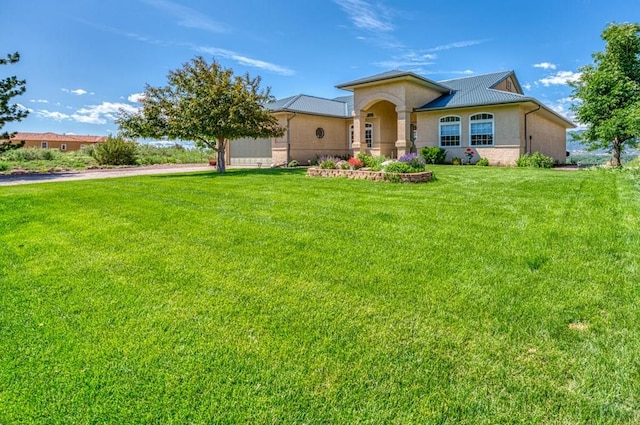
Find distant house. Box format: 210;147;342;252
228;70;575;166
8;132;107;152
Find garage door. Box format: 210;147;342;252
229;137;272;166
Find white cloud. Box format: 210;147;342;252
538;71;582;86
36;110;72;121
62;88;89;96
30;99;49;103
128;93;145;103
426;39;488;52
334;0;394;32
523;83;532;91
35;102;139;125
534;62;557;70
374;51;437;69
195;46;295;76
141;0;228;33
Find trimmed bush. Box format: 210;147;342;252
93;136;138;166
420;146;447;164
517;152;554;168
288;160;299;167
476;157;489;166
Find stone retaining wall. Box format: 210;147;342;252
307;168;432;183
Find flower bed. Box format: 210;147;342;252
307;167;432;183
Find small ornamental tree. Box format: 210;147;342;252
570;23;640;167
1;52;29;153
117;57;284;173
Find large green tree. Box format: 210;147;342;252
570;23;640;167
1;52;29;153
117;56;284;173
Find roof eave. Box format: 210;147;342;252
336;74;451;94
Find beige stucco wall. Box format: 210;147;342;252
272;113;349;164
353;80;443;112
415;105;524;165
492;75;520;94
526;109;568;164
415;104;569;165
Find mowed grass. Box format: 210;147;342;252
1;166;639;424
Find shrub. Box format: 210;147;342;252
420;146;447;164
398;153;427;171
288;160;299;167
93;136;138;166
452;157;462;165
318;155;338;169
517;152;554;168
384;161;414;173
356;153;387;171
1;147;62;162
476;157;489;166
0;161;9;172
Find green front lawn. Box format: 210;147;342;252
1;166;639;423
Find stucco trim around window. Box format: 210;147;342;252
469;113;494;146
439;115;461;147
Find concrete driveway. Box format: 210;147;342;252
0;164;214;186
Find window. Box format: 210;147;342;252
410;123;417;142
439;116;461;147
316;127;324;139
41;142;48;148
349;122;373;148
506;79;512;91
61;144;67;151
365;123;373;148
470;113;494;146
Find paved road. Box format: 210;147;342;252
0;164;215;186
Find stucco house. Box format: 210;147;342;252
229;70;575;166
7;132;107;151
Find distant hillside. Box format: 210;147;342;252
566;131;639;154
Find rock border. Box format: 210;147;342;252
307;167;432;183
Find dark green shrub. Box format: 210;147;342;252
93;136;138;166
517;152;554;168
420;146;446;164
0;161;9;172
476;157;489;166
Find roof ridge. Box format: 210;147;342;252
437;70;512;83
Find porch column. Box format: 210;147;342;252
395;107;412;158
352;111;366;155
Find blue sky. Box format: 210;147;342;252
3;0;638;136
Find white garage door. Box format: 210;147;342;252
229;137;272;166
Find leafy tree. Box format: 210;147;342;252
570;23;640;167
1;52;29;153
117;56;284;173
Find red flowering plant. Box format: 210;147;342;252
464;148;474;164
348;157;364;169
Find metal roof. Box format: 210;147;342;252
416;71;531;110
266;94;350;117
268;70;574;127
336;70;451;93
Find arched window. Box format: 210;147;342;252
350;123;374;148
439;116;461;147
470;113;494;146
